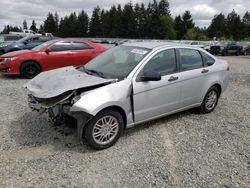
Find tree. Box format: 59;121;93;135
207;13;226;39
1;25;22;34
38;25;44;34
121;2;137;38
174;15;185;39
182;10;195;30
146;0;163;38
160;16;176;39
23;20;28;30
89;6;101;37
242;11;250;38
54;12;59;35
75;10;89;37
30;20;37;32
43;12;57;34
226;10;243;40
158;0;171;16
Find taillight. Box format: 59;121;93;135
226;65;230;71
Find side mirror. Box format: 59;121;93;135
138;70;161;82
45;49;51;54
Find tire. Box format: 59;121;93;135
199;86;219;114
84;109;124;150
236;50;240;56
20;61;41;79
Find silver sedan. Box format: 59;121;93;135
25;42;230;149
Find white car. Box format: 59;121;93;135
25;42;230;149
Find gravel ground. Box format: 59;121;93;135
0;55;249;187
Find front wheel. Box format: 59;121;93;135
84;109;124;150
20;61;41;79
199;86;219;113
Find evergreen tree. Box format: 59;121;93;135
182;10;195;30
242;11;250;38
54;12;59;35
121;2;137;38
38;25;44;34
174;15;185;39
158;0;171;16
1;25;22;34
207;13;226;39
75;10;89;37
23;20;28;30
226;10;243;40
89;6;101;37
44;12;57;34
30;20;37;32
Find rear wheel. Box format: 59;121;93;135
20;61;41;79
199;86;219;113
84;109;124;150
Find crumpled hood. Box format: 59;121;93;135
24;66;116;99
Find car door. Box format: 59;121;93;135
177;48;207;107
70;42;97;66
43;41;73;70
133;48;181;123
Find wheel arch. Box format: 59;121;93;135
211;83;222;97
20;60;43;73
94;105;127;129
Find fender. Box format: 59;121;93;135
70;79;134;126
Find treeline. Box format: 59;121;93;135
1;0;250;41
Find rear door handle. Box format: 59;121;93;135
201;69;209;73
168;76;178;82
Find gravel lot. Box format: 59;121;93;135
0;55;249;187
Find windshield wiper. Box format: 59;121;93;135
84;68;106;78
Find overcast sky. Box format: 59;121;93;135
0;0;250;30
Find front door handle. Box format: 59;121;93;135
201;69;209;73
168;76;178;82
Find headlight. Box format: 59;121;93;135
3;57;17;62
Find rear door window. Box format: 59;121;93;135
200;51;215;66
72;42;94;50
179;48;203;71
50;42;72;52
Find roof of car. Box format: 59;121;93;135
122;41;195;50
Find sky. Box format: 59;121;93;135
0;0;250;30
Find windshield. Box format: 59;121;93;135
84;45;150;79
32;40;55;51
17;36;29;43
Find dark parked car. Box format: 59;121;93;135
241;44;250;55
223;44;243;56
0;35;56;55
0;34;23;44
209;45;225;55
210;44;243;56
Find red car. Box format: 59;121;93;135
0;39;107;78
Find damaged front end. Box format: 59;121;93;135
24;66;117;138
